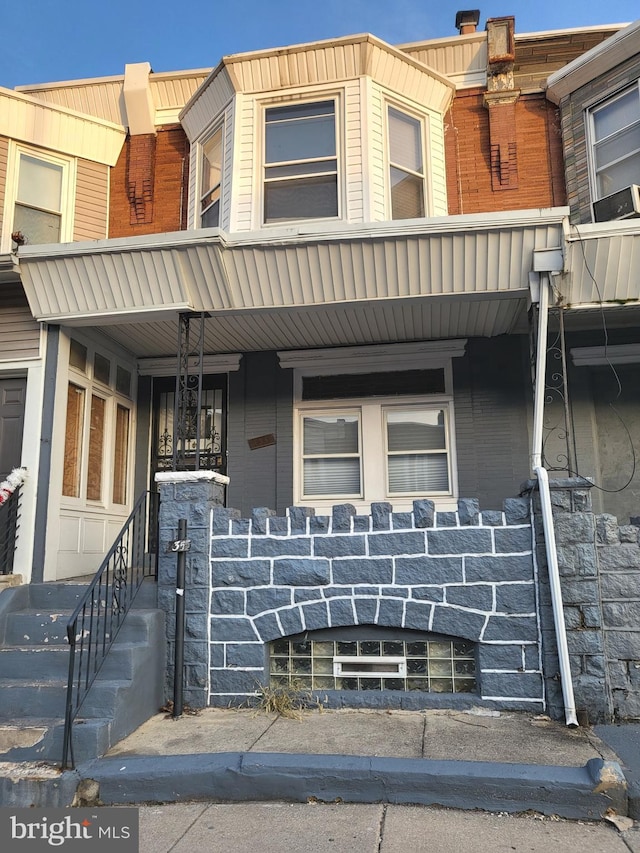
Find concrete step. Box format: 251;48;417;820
0;716;112;765
0;677;129;719
0;643;141;680
3;608;161;646
26;583;91;610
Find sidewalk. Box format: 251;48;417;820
83;707;627;820
135;801;640;853
1;708;631;820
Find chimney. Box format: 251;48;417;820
455;10;480;35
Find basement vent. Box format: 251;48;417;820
593;185;640;222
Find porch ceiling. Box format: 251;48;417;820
15;209;567;356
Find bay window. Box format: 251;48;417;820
200;126;223;227
590;83;640;199
388;106;426;219
264;100;338;223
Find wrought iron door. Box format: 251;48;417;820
151;376;227;475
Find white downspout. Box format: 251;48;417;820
531;266;578;727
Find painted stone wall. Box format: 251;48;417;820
208;498;543;711
531;479;640;724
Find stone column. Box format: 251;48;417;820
155;471;227;709
526;478;610;723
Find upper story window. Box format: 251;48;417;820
3;146;73;252
264;100;338;223
200;126;223;227
388;106;425;219
590;83;640;199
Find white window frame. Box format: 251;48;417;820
198;122;224;228
286;342;464;511
1;143;75;253
61;337;135;512
261;94;341;225
587;82;640;202
385;101;429;220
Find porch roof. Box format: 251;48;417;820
15;209;568;357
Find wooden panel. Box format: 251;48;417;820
74;159;108;241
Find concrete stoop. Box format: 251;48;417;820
0;581;165;779
0;752;628;820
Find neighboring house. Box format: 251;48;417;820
1;12;639;722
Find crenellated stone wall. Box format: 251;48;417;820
208;498;543;711
155;475;640;721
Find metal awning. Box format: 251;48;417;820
15;209;568;357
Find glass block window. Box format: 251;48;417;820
269;636;476;693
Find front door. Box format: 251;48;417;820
151;375;227;477
0;377;26;479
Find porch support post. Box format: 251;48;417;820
31;324;60;584
173;311;207;471
155;469;228;708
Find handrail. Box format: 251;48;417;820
0;483;22;575
62;490;158;769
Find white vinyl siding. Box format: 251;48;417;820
0;136;7;238
73;159;108;241
0;286;41;361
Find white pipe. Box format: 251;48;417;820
531;273;579;727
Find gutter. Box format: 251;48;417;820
530;255;578;727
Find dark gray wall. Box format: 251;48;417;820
454;336;532;510
134;375;152;500
227;352;293;516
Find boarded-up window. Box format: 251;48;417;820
63;383;85;497
112;405;130;505
86;395;105;501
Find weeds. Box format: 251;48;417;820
255;681;324;719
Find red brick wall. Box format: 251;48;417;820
445;89;567;215
109;125;189;238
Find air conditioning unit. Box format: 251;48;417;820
593;184;640;222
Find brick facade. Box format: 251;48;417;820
108;125;189;238
445;90;567;215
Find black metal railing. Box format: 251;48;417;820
62;490;159;769
0;484;22;575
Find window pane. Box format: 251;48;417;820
17;154;63;211
265;174;337;221
593;88;640;141
389;108;423;173
266;103;335;163
597;150;640;197
113;405;130;505
86;395;105;501
266;159;337;179
201;127;222;226
388;453;449;493
303;457;360;495
390;167;424;219
594;123;640;171
304;415;359;455
94;353;110;385
116;366;132;397
13;204;61;245
63;383;85;498
387;410;446;451
69;339;87;372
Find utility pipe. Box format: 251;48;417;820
531;271;578;727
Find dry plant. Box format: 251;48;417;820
255;681;324;719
